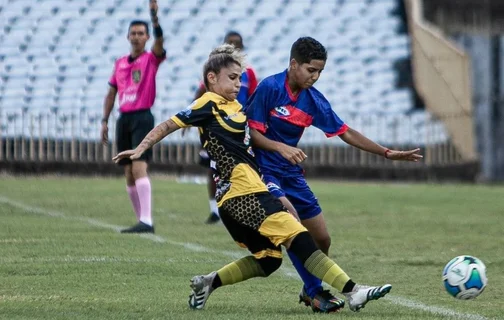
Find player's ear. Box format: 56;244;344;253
289;58;298;70
207;72;217;85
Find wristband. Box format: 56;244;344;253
150;9;157;19
101;118;108;124
154;25;163;38
384;149;391;159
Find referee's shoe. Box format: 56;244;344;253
120;221;154;234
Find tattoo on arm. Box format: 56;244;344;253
137;119;180;151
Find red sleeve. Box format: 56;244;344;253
325;124;349;137
246;67;258;97
248;120;267;134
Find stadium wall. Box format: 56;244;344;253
404;0;477;164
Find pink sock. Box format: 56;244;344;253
126;185;141;221
135;177;152;226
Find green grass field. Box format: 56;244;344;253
0;176;503;320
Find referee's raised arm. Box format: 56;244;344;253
149;0;165;57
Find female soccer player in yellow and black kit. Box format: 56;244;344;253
113;44;391;313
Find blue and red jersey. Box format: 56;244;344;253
244;70;348;175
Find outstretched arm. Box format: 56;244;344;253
113;119;180;162
339;127;388;156
339;127;422;161
149;0;165;57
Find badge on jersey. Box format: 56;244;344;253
132;70;141;83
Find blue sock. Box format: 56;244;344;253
287;249;323;298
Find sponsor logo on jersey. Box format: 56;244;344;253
180;101;196;118
266;182;280;190
274;106;290;116
243;124;251;146
119;93;137;106
224;112;240;120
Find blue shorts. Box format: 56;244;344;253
262;173;322;220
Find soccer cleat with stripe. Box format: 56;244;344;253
343;284;392;312
299;287;345;313
188;271;217;310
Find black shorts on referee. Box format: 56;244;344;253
115;109;154;166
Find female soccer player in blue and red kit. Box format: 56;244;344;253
245;37;421;313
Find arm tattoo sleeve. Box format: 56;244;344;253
137;119;179;151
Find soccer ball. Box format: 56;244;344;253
442;255;487;300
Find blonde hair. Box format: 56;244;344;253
203;44;246;89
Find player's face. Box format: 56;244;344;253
225;35;243;50
128;25;149;51
291;59;326;89
208;63;242;101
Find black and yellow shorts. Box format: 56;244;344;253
219;192;307;258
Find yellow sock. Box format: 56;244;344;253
217;256;265;286
304;250;350;292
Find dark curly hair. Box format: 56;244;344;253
289;37;327;64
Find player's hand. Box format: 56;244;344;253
101;123;108;145
149;0;158;20
112;149;144;163
277;144;307;165
385;148;423;161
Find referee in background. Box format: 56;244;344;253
101;0;166;233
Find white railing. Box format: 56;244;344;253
0;106;463;167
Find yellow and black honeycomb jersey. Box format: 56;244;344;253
171;92;268;206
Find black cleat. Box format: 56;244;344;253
299;287;312;307
311;289;345;313
299;287;345;313
120;222;155;234
205;212;220;224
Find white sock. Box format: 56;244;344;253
209;199;219;217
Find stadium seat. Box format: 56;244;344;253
0;0;433;144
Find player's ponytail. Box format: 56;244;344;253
203;44;245;89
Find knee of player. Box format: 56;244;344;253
316;235;331;254
257;256;283;276
286;231;319;264
131;161;148;179
124;169;135;185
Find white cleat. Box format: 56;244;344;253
188;271;217;310
343;284;392;312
